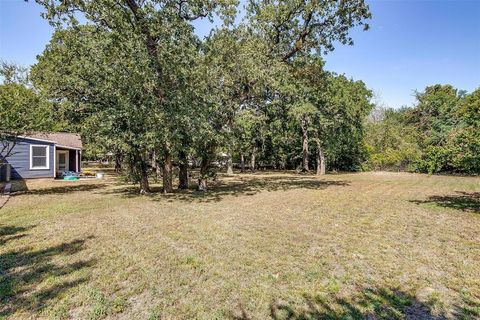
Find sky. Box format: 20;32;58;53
1;0;479;109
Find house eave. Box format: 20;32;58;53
55;145;82;151
16;135;57;144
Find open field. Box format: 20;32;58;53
0;172;479;319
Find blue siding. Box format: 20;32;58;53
0;138;55;179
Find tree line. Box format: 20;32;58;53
3;0;372;193
365;85;479;174
1;0;477;193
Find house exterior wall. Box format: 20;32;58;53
0;138;55;179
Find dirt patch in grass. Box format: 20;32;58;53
0;172;479;319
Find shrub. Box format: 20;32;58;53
414;146;451;174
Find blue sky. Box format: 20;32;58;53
1;0;479;108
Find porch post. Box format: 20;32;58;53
53;145;56;178
76;150;79;172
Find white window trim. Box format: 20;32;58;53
30;144;50;170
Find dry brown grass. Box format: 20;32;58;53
0;171;479;319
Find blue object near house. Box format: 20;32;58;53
0;132;83;180
62;171;80;181
64;175;79;181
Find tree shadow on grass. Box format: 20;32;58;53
0;224;35;246
267;287;447;320
12;183;108;196
410;191;480;213
0;228;96;317
104;176;350;203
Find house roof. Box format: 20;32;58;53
25;132;83;149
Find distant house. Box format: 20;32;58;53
0;132;82;179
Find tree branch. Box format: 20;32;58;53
124;0;164;100
176;0;208;20
282;9;314;62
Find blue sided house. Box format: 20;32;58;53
0;132;82;179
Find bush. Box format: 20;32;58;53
366;144;420;172
413;146;451;174
448;127;480;174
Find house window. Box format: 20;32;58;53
30;145;49;169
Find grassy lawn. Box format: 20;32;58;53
0;172;479;319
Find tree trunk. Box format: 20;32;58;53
134;152;150;194
197;176;207;192
250;146;256;173
178;165;188;189
197;157;209;192
226;152;234;175
301;119;309;172
139;169;150;194
114;151;123;173
240;153;245;173
315;138;326;175
151;150;161;180
163;149;173;193
156;161;162;180
125;0;165;101
178;150;188;189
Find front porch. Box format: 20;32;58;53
55;147;81;178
